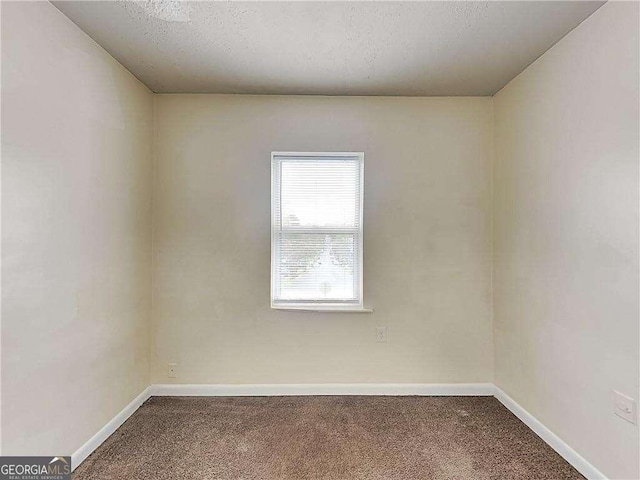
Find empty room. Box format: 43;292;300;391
1;1;638;479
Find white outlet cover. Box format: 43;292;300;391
168;363;178;379
613;390;636;424
376;326;387;343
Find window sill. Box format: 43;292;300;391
272;306;374;313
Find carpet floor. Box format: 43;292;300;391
73;396;584;480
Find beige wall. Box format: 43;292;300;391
493;2;639;479
1;1;153;455
152;95;494;384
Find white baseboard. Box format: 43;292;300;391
71;386;152;471
150;382;494;397
493;387;606;480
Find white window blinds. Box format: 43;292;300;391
271;152;364;309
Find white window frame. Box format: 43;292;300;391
270;151;370;312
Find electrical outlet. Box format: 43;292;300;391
613;390;636;424
168;363;178;379
376;326;387;343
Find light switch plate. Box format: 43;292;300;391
613;390;636;424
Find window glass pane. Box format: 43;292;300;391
276;233;357;301
280;159;359;229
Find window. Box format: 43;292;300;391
271;152;365;311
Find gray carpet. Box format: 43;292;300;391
73;396;584;480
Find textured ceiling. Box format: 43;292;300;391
53;1;605;96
